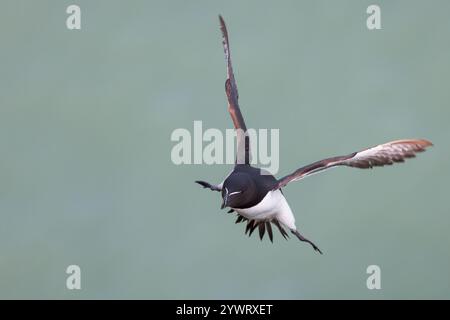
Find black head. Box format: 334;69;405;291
221;172;256;209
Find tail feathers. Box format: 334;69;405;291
234;216;322;253
239;218;289;242
272;219;289;240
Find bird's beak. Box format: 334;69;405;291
221;189;229;209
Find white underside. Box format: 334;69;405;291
233;190;296;230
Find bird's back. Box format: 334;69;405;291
232;165;278;208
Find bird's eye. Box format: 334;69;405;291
229;191;242;196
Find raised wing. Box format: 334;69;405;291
273;139;433;189
219;15;251;165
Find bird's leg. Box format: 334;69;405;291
195;180;222;192
291;229;323;254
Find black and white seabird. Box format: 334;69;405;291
196;16;433;254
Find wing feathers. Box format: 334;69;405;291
345;139;431;169
274;139;432;189
219;15;251;164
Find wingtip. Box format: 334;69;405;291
420;139;433;147
218;15;226;29
412;139;434;151
392;139;433;148
194;180;208;188
410;139;433;148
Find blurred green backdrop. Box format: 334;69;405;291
0;0;448;299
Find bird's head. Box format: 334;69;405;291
221;173;254;209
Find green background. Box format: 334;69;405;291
0;0;448;299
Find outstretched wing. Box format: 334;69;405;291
273;139;433;189
219;15;251;165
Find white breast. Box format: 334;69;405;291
234;190;296;229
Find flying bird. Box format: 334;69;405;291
196;16;432;254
